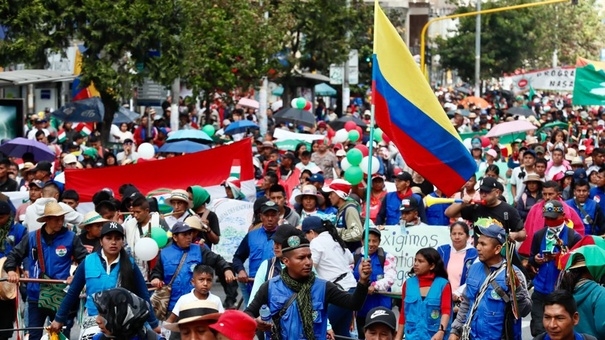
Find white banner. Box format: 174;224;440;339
209;198;254;263
378;225;451;294
504;67;575;92
273;128;325;142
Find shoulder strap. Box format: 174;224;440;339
168;252;188;286
276;292;297;320
482;264;510;303
266;257;277;281
574;199;594;226
36;229;45;273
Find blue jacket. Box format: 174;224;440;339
425;192;450;226
0;220;27;258
404;276;450;340
464;262;522;340
565;198;599;235
437;245;478;286
233;227;275;278
377;191;426;225
27;229;75;300
161;243;202;312
353;250;392;317
589;186;605;213
268;276;328;340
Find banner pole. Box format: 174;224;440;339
363;104;376;259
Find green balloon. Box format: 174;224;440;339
373;128;383;142
347;148;363;166
150;227;168;248
348;130;360;143
202;124;215;136
345;166;364;185
296;97;307;109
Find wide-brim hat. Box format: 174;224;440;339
36;201;68;222
184;215;203;231
0;257;17;300
164;300;222;332
165;189;192;208
79;211;111;229
295;185;325;206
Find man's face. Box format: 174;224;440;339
394;179;408;192
281;157;292;167
8;165;17;179
64;162;77;170
593;152;604;165
364;324;394;340
45;215;65;233
574;185;590;203
301;196;317;211
179;320;217;340
269;191;285;208
479;188;500;205
401;210;418;223
123;142;133;152
34;170;47;181
542;187;559;201
282;247;313;280
260;210;278;229
552;150;563;164
29;186;42;201
173;230;194;249
523;154;535;167
62;198;78;210
543;304;578;340
535;163;547;176
328;192;340;206
0;164;7;178
476;235;501;263
366;233;381;255
171;200;188;215
597;172;605;188
86;223;104;239
131;206;150;224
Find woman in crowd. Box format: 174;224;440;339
294;184;328;222
49;222;159;339
302;216;356;338
436;222;477;312
396;247;452;340
483;164;511;203
516;174;543;219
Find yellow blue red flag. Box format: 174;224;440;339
372;2;475;196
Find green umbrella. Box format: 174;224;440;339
539;121;568;131
564;245;605;281
274;140;310;151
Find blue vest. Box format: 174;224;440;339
247;228;275;278
27;229;75;300
268;276;328;340
161;243;203;312
0;221;26;258
404;276;450;340
437;245;478;286
565;198;598;235
589;186;605;213
534;227;572;295
84;253;132;315
353;251;392;317
384;192;423;225
425;193;451;226
464;262;522;340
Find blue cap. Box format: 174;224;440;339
308;174;324;184
172;221;194;234
301;216;323;233
573;168;587;182
477;224;506;245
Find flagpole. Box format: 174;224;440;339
363;104;376;259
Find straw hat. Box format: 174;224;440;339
523;173;543;184
79;211;110;229
184;215;203;231
570;156;584;166
164;300;221;332
36;201;68;223
165;189;192;208
295;185;325;206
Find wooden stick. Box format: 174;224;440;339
0;278;67;284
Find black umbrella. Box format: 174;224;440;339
455;87;471;95
329;115;368;131
506;107;535;117
273;108;316;128
51;97;105;122
113;107;140;124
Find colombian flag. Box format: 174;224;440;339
371;2;476;196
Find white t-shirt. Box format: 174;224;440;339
171;290;224;316
310;232;357;290
547;164;567;180
510;167;530;201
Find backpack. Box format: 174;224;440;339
353;247;386;268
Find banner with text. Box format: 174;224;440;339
379;225;451;294
209;198;254;263
504;67;575;92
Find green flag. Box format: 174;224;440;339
572;57;605;105
526;83;536;109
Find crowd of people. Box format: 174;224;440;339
0;89;602;340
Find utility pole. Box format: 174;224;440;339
474;0;481;97
342;0;351;113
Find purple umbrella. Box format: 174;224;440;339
485;120;537;138
0;138;56;162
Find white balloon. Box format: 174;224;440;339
134;237;159;261
341;158;351;171
291;98;298;108
138;142;155;159
333;129;349;143
360;156;380;174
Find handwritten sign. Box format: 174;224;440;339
210;198;254;263
378;225;451;294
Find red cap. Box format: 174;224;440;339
209;310;256;340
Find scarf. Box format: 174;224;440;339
280;268;316;340
545;226;563;252
0;216;13;253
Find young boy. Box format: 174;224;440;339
166;264;224;323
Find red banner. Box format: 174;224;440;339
65;139;254;201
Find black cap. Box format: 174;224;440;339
395;171;412;181
253;196;269;214
281;233;310;253
479;177;500;192
0;201;11;215
31;161;52;173
282;152;296;160
260;201;279;214
271;224;304;244
543;200;564;219
364;307;397;333
399;196;419;212
100;221;125;237
368;227;382;238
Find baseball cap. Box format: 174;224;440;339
262;141;274;149
476;224;506;245
100;221;125;237
534;145;545;154
364;307;397;333
479;177;499;192
0;201;11;215
524;149;537;158
368;227;382;238
29;180;44;188
301;216;323;233
308;173;325;184
30;161;52;173
543;200;564;219
62;153;78;166
282;152;296;160
399;196;419;212
209;310;257;340
322;179;352;200
260;201;279;214
395;171;412;181
172;221;194;234
335;149;347;157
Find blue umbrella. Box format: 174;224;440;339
159;140;210;154
51;97;105;122
113;107;140;124
0;138;55;162
166;129;212;144
315;83;337;96
224;120;259;135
